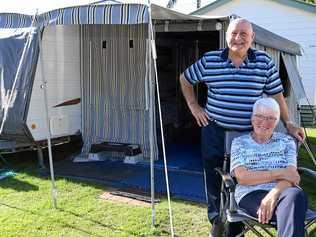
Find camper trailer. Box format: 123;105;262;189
0;3;305;164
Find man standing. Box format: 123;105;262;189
179;18;305;237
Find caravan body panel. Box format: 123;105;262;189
26;26;81;141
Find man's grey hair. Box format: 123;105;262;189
253;98;280;122
227;18;253;33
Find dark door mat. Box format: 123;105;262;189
110;190;160;204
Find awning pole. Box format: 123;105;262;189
147;1;175;236
147;31;155;227
146;5;155;227
37;28;57;209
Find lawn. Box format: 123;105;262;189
0;164;211;237
0;145;211;237
0;129;316;237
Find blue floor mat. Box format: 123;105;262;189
119;168;206;203
122;143;206;202
140;143;203;172
55;143;206;203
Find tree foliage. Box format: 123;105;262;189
301;0;316;4
166;0;177;8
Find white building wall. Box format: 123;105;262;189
124;0;216;14
171;0;214;14
194;0;316;105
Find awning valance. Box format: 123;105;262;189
0;3;149;28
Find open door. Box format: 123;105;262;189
80;24;158;160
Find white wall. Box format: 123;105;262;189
169;0;213;14
124;0;215;14
196;0;316;105
27;25;81;141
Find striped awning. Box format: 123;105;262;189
0;3;149;28
0;13;34;28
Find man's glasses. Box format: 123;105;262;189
253;114;277;123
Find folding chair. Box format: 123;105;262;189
215;131;316;237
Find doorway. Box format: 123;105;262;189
155;31;219;171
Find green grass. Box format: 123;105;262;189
0;162;210;237
1;129;316;237
298;128;316;236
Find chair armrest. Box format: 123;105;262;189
298;167;316;179
214;167;236;192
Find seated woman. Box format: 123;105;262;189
230;97;307;237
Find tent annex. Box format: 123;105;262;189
0;1;306;234
0;3;305;155
0;0;166;228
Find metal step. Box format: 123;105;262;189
90;142;141;156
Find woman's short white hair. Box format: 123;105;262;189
253;98;280;122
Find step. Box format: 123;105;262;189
90;142;141;156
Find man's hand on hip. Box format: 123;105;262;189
189;103;210;127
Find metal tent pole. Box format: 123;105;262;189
147;25;155;227
37;29;57;209
147;2;175;236
289;80;316;167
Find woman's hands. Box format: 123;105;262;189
274;166;300;185
233;166;300;186
257;189;279;224
257;180;293;224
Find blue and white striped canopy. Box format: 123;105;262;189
0;3;149;28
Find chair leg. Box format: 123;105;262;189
219;221;246;237
219;155;229;221
259;226;275;237
236;227;250;237
221;221;230;237
305;220;314;229
243;221;266;237
219;191;225;219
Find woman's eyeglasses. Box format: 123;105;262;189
253;114;277;123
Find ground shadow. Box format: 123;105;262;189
58;207;140;236
0;176;39;191
0;202;137;236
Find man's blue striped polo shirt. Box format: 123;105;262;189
184;48;284;130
